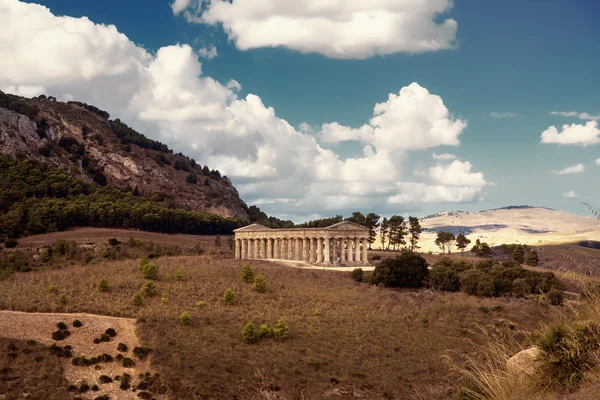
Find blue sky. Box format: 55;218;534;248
3;0;600;221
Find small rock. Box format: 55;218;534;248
507;346;544;377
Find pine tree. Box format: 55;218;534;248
408;216;421;252
456;233;471;253
379;217;389;250
388;215;407;250
526;249;539;266
365;213;380;249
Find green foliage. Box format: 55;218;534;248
161;293;168;304
242;321;260;344
186;173;198;184
174;268;185;281
117;343;128;352
435;232;456;253
511;278;530;298
58;293;68;305
259;324;272;338
132;346;153;359
455;233;471;252
195;301;206;308
4;238;18;248
72;320;83;328
252;275;268;293
350;268;363;282
459;269;494;297
429;265;460;292
547;289;565;306
471;239;492;257
222;288;236;305
97;278;110;292
47;284;57;293
527;249;539;266
215;235;221;247
108;238;119;246
240;264;255;283
512;246;525;264
141;262;159;280
141;280;157;297
372;252;428;288
313;309;320;316
273;319;289;340
40;248;51;262
132;292;143;306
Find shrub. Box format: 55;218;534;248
4;238;18;248
240;264;255;283
73;320;83;328
273;319;289;340
252;275;268;293
459;269;494;297
141;280;156;297
133;347;152;359
98;375;113;384
259;324;272;338
527;249;539;266
242;321;260;343
372;252;428;288
121;357;135;368
57;322;68;330
79;383;90;393
195;301;206;308
105;328;117;337
59;293;68;305
132;292;143;306
547;289;565;306
98;278;110;292
100;333;111;342
161;293;168;304
428;265;460;292
179;311;191;326
141;262;159;280
52;331;66;341
47;285;57;293
371;254;382;261
174;269;185;281
222;288;236;305
350;268;363;282
314;309;320;316
40;248;51;263
108;238;119;246
117;343;128;352
139;256;150;270
95;395;109;400
511;278;530;298
138;392;153;400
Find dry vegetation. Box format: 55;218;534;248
0;254;554;399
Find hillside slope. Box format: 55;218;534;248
0;91;248;220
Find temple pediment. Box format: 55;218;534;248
233;223;272;232
324;221;369;231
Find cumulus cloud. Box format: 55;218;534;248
432;153;457;160
597;158;600;165
563;190;579;199
173;0;458;59
550;111;600;121
0;0;487;219
490;112;517;118
198;45;218;59
541;121;600;146
554;163;585;175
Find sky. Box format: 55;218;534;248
1;0;599;222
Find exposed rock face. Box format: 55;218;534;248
0;96;248;220
507;346;544;377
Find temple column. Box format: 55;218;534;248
324;238;331;265
246;239;252;259
310;238;316;262
316;238;323;264
340;239;346;264
302;238;308;261
254;239;259;260
293;238;299;260
276;238;281;259
347;239;354;264
241;239;247;259
257;238;263;259
266;238;272;259
235;239;240;259
362;238;368;265
287;238;294;260
355;238;361;265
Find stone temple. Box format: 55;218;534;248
233;221;370;266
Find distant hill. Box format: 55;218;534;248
0;90;248;220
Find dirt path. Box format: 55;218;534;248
269;259;376;271
0;311;165;400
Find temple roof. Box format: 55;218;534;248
233;221;368;232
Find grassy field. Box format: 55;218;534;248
0;254;556;399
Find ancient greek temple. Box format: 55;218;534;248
233;221;370;266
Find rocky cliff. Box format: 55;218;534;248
0;92;248;220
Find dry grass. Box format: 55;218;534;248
0;338;72;400
0;255;553;399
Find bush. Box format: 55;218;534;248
100;333;111;342
252;275;268;293
273;319;289;340
47;285;57;293
429;265;460;292
141;280;156;297
511;278;530;298
121;358;135;368
241;264;255;283
222;288;236;305
459;269;494;297
40;248;51;262
108;238;119;246
242;321;260;344
372;252;428;288
547;289;564;306
195;301;206;308
141;262;159;280
58;293;68;305
4;238;18;248
132;292;143;306
133;347;152;359
98;375;113;384
179;311;191;326
350;268;363;282
259;324;272;338
57;322;68;330
105;328;117;337
73;320;83;328
98;278;110;292
52;330;66;341
117;343;128;352
527;249;539;266
174;268;185;281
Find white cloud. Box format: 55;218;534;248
429;160;488;187
490;112;517;118
174;0;458;59
554;163;585;175
432;152;456;160
0;0;487;219
541;121;600;146
563;190;579;199
596;158;600;165
550;111;600;121
198;45;218;59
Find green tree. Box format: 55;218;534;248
512;246;525;264
364;213;380;249
98;278;110;292
141;262;158;280
240;264;255;283
252;275;268;293
429;265;460;291
456;233;471;253
132;292;143;306
141;280;156;297
222;288;236;305
388;215;407;250
435;232;456;254
379;217;389;250
179;311;191;326
527;249;539;266
273;319;289;340
241;321;260;343
408;216;421;252
345;211;366;226
372;252;428;288
214;235;221;247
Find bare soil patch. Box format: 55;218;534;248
0;311;164;400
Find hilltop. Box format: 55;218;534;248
0;91;247;220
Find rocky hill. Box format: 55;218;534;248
0;91;248;220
